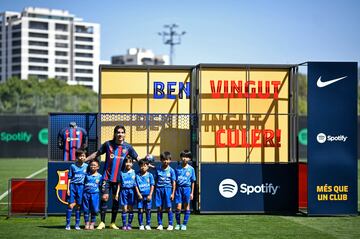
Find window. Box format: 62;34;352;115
28;74;47;80
75;77;93;82
12;48;21;55
55;51;67;56
75;69;93;74
75;44;93;50
29;57;48;63
29;66;48;71
55;59;68;64
29;49;48;55
12;40;21;46
55;75;68;81
55;67;67;72
13;24;21;30
29;32;48;38
12;65;21;71
12;32;21;38
75;25;93;34
55;42;68;48
29;21;48;30
75;52;93;58
29;41;48;47
12;57;21;63
55;34;68;40
75;36;93;42
75;61;92;66
55;23;68;32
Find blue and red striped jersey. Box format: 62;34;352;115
98;140;138;182
58;126;88;161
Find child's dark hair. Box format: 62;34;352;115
138;158;149;166
160;151;172;161
75;148;87;158
89;159;100;166
180;149;192;159
125;155;133;163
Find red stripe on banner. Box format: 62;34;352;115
104;144;113;181
65;130;70;161
112;146;122;182
71;129;76;161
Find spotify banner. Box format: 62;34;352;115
308;62;358;215
200;163;298;212
0;115;48;158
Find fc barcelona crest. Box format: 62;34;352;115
55;170;69;205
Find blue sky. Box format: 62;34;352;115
1;0;360;65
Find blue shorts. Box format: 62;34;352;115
67;184;84;205
155;187;172;208
120;188;135;206
137;194;152;210
101;181;118;196
175;186;192;204
82;192;100;213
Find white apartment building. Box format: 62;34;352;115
111;48;169;65
0;7;100;92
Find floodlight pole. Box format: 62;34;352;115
158;24;186;65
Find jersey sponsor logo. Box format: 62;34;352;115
55;170;69;205
316;76;347;88
219;179;238;198
122;149;127;154
66;137;79;142
186;171;191;177
110;154;115;159
316;133;348;143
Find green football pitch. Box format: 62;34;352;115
0;158;359;239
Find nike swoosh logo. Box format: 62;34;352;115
316;76;347;88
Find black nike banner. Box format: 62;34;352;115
308;62;358;215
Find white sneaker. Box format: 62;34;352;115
175;224;181;230
145;225;152;230
75;225;81;230
156;225;163;230
167;225;174;231
65;225;71;230
139;225;145;230
181;225;187;231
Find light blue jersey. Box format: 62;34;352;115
175;164;196;187
84;172;102;194
136;172;155;195
155;166;176;188
119;169;136;189
68;162;88;184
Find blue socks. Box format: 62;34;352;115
175;210;181;225
183;210;190;225
146;209;151;225
168;210;173;226
66;208;72;226
128;211;134;225
157;211;163;225
75;209;80;226
138;211;143;225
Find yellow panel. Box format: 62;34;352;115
216;148;228;162
132;99;147;113
101;70;147;94
101;99;131;113
229;147;247;163
200;148;216;163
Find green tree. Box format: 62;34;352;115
0;77;98;114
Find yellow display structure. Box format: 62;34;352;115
100;65;292;163
199;67;289;163
100;66;192;160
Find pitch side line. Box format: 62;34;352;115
0;166;47;201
